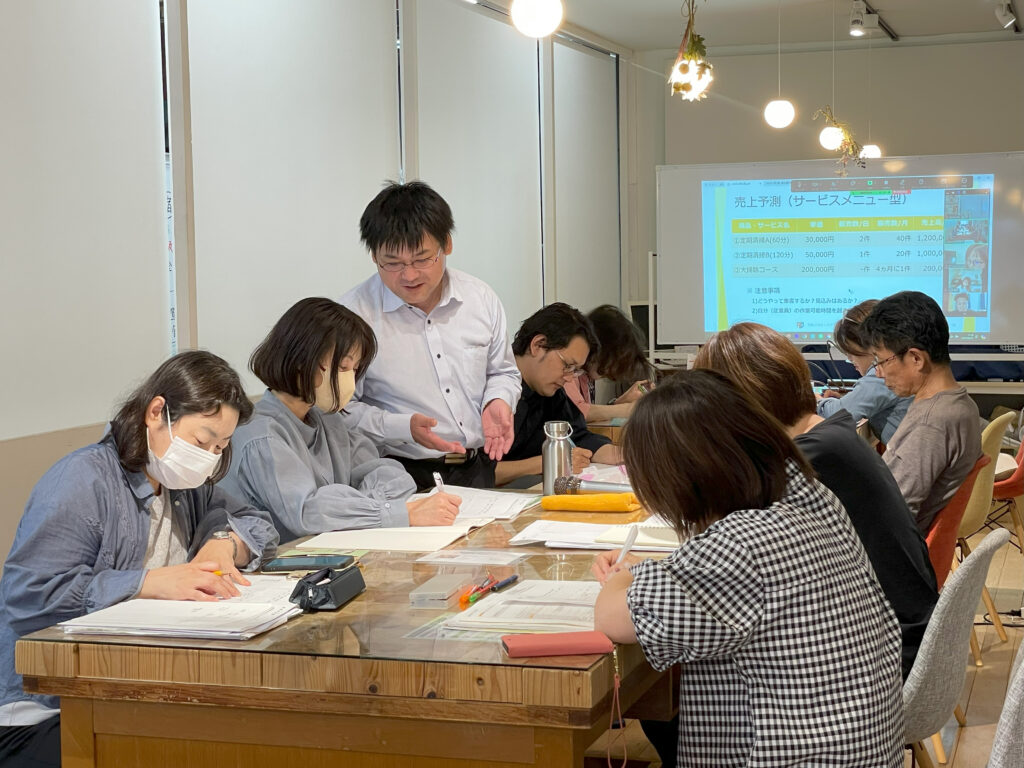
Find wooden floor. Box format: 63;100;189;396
585;522;1023;767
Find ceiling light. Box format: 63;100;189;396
995;2;1017;29
860;144;882;158
849;0;866;36
819;125;844;151
765;100;796;129
669;0;714;102
510;0;563;38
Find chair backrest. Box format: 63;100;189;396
992;438;1024;501
925;454;991;589
903;527;1010;744
988;644;1024;768
959;412;1016;537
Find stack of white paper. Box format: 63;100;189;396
508;520;618;550
410;486;539;522
59;576;301;640
510;519;679;552
297;525;476;553
595;520;680;552
442;579;600;634
577;463;631;486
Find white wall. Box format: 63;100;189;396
187;1;400;393
413;0;544;333
0;2;169;440
664;41;1024;164
552;40;621;312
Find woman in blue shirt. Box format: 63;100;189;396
218;297;462;541
0;351;279;767
818;299;912;445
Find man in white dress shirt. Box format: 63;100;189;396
340;181;521;489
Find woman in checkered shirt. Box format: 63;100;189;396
593;369;904;767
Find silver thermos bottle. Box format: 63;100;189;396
542;420;574;495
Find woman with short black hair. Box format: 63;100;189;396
0;350;279;767
593;370;904;768
219;298;461;542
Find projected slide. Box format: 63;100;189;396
701;174;994;341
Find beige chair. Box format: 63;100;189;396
903;528;1010;768
955;411;1015;666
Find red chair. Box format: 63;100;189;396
990;440;1024;550
925;455;991;590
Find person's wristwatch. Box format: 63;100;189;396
211;529;238;562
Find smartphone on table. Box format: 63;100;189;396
261;554;354;573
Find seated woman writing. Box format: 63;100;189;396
0;351;279;768
592;370;903;768
218;297;462;542
564;304;653;423
818;299;912;444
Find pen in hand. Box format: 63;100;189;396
432;471;446;494
614;524;639;567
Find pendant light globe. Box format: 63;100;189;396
764;99;795;128
819;125;844;150
510;0;564;38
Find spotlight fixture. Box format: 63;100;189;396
849;0;867;36
995;2;1017;29
509;0;564;38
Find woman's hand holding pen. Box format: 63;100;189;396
616;380;653;405
591;549;641;585
139;561;242;601
194;535;251;590
408;492;461;526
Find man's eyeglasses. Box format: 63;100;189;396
375;248;442;273
556;350;584;377
872;351;904;371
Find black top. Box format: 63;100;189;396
505;383;611;462
794;410;938;680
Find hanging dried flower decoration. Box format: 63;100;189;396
669;0;713;102
813;105;866;176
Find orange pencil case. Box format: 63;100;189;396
540;493;640;512
501;630;614;657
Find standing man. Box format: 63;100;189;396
862;291;982;532
497;303;622;487
340;181;520;489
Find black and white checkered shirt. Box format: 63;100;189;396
627;461;904;767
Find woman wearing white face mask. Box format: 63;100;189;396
219;297;462;542
0;351;278;767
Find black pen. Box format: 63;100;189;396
490;574;519;592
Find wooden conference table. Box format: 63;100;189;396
16;501;670;767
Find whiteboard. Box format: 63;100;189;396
657;153;1024;346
